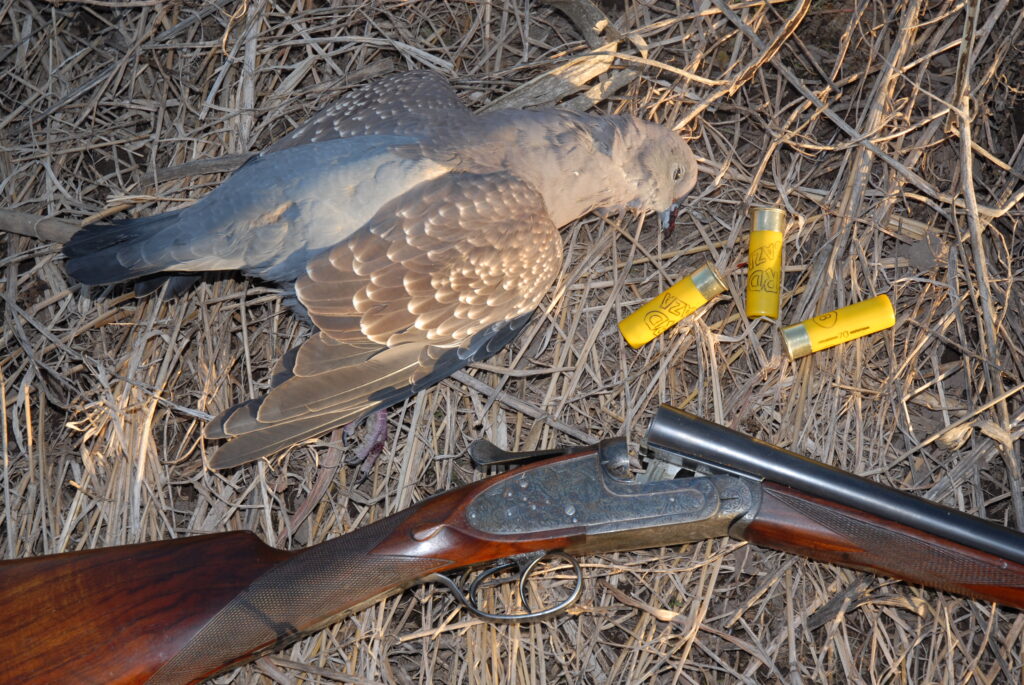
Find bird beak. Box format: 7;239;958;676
660;201;681;237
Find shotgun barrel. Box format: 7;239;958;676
646;405;1024;565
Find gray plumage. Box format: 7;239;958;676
64;71;698;469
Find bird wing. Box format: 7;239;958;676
262;70;473;155
205;171;562;469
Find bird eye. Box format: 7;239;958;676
672;166;682;181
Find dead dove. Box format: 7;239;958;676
64;70;698;469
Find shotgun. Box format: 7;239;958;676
3;405;1023;684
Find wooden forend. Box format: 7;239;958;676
740;482;1024;609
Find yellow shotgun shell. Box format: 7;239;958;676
746;207;786;318
781;294;895;360
618;263;727;348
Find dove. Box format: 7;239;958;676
63;70;698;469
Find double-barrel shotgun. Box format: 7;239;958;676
3;405;1023;683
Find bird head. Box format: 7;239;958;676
620;121;698;231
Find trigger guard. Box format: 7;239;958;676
423;550;584;623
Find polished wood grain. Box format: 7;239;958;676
740;482;1024;609
0;532;290;684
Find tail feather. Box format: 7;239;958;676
63;211;184;285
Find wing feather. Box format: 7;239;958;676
205;172;561;468
262;71;472;155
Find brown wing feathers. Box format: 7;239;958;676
205;173;561;469
300;173;561;344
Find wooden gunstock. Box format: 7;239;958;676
738;482;1024;609
0;532;289;684
0;452;584;684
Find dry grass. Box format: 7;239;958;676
2;0;1023;682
